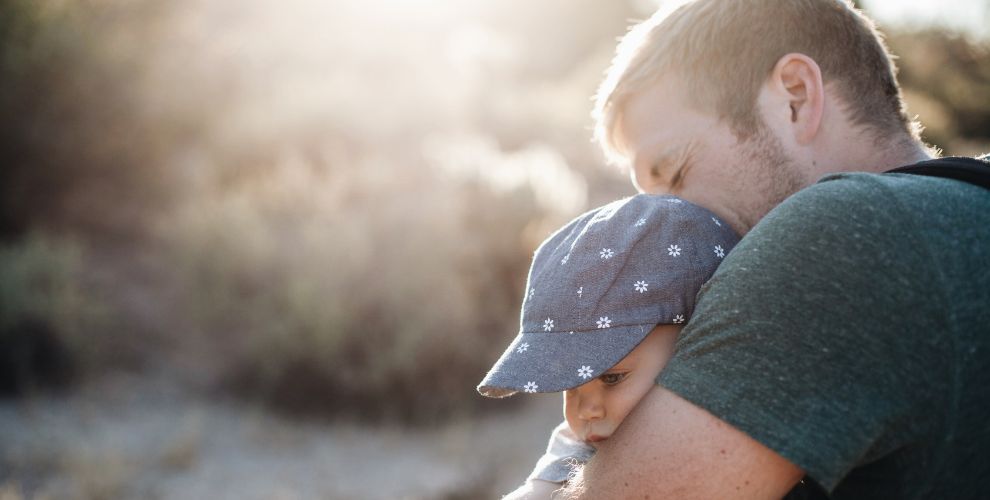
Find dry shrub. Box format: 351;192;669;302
158;148;571;423
0;0;184;240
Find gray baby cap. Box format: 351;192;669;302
477;194;739;398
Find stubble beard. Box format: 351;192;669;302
735;126;809;232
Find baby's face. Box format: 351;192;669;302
563;324;681;446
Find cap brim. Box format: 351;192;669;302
476;324;652;398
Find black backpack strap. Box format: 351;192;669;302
885;156;990;190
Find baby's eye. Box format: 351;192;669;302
599;372;628;386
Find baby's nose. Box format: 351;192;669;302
577;390;605;420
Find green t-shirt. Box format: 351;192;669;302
658;170;990;498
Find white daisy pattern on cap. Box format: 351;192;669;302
528;287;535;300
667;244;681;257
600;248;614;260
577;366;594;379
673;314;685;324
523;381;538;393
516;343;529;353
669;199;683;204
634;280;648;293
597;316;611;329
714;245;726;258
712;216;722;227
543;318;554;331
635;217;647;227
577;286;583;297
560;254;570;265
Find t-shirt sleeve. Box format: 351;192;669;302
657;174;951;491
527;420;596;483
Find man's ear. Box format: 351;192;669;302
765;53;824;145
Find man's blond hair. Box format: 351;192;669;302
594;0;918;164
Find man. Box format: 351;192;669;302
560;0;990;498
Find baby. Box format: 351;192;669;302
477;194;739;498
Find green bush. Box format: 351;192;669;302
0;234;110;394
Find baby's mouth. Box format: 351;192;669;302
586;434;608;443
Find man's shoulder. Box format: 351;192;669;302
711;167;989;318
797;162;989;208
744;169;990;249
735;173;908;256
779;170;948;215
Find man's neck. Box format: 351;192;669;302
812;133;933;179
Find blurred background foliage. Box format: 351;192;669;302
1;0;988;426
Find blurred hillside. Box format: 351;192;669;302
891;29;990;154
1;0;989;425
0;0;638;424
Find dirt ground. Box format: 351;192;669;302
0;374;563;499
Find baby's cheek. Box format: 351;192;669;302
616;379;656;424
563;392;580;432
